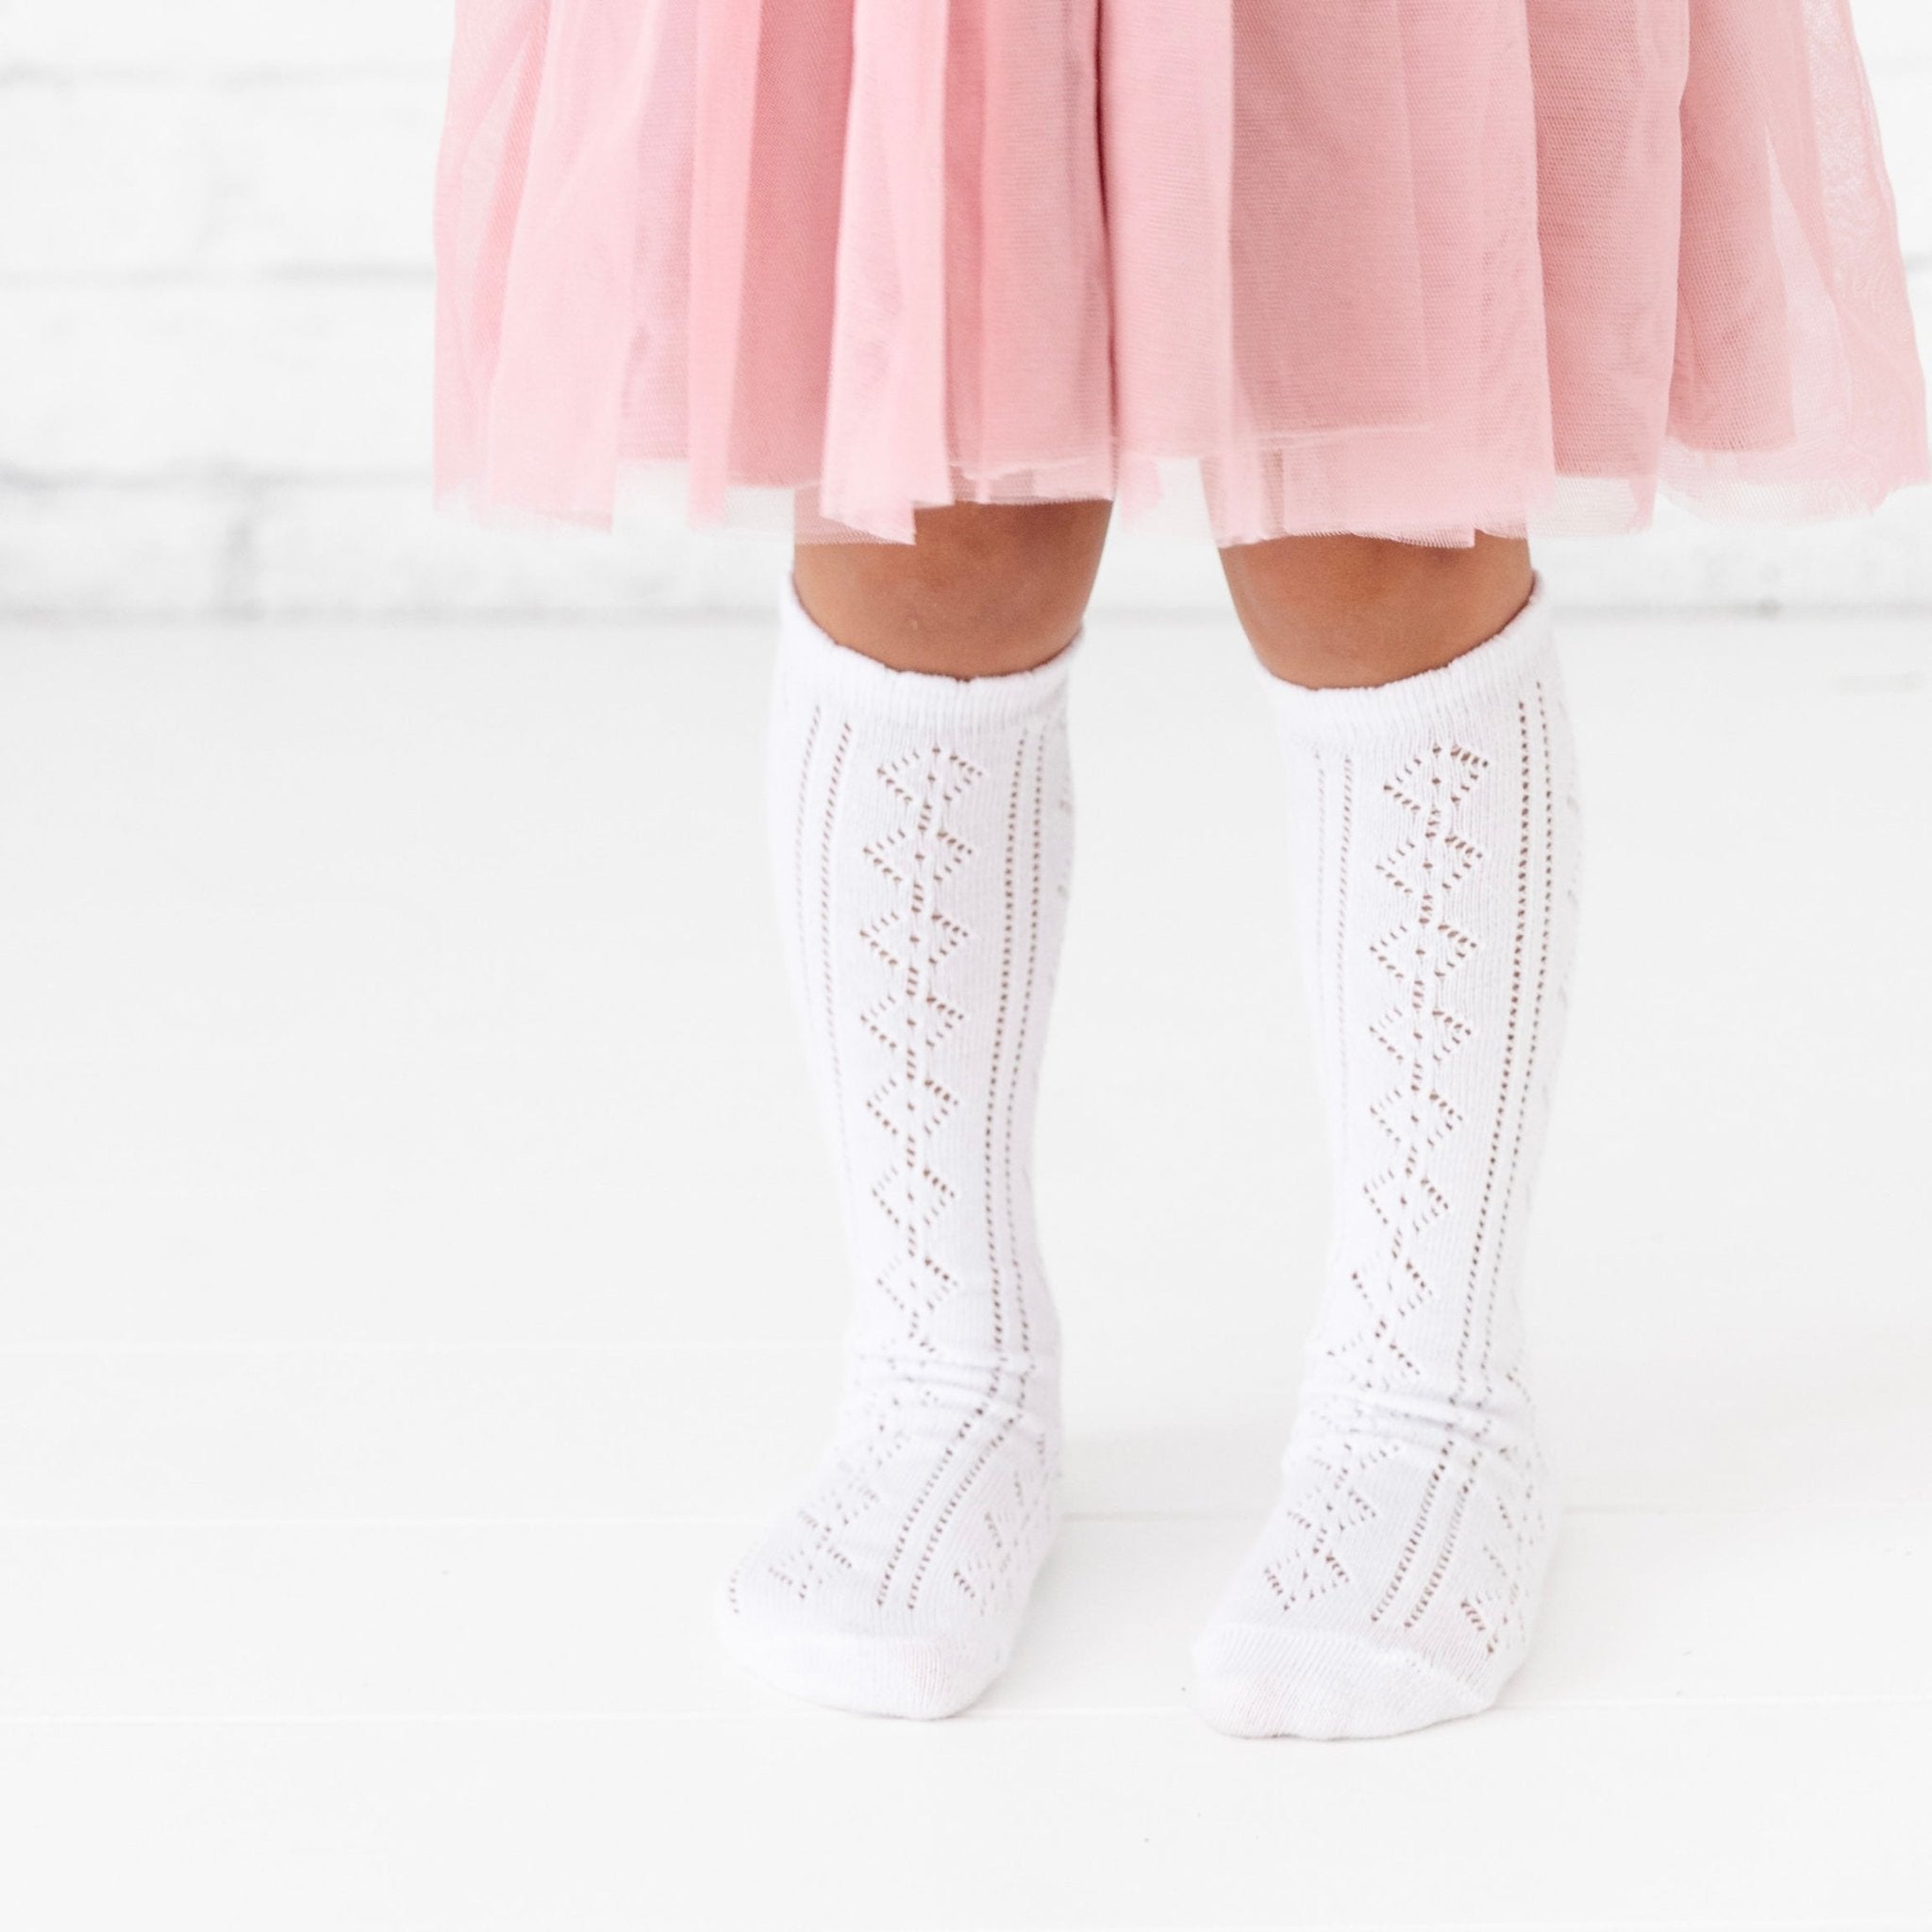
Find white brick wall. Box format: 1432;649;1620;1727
2;0;1927;620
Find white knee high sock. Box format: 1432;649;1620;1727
717;570;1082;1719
1192;576;1584;1739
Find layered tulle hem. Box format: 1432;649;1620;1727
433;0;1929;549
435;435;1930;553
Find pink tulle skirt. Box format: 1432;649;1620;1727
433;0;1928;547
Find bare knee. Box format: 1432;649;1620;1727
792;499;1112;676
1221;532;1533;689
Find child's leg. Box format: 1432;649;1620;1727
792;500;1112;678
1223;531;1536;690
1198;532;1584;1738
717;500;1111;1719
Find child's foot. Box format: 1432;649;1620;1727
716;1373;1062;1719
1193;579;1584;1739
1191;1397;1557;1738
716;571;1083;1719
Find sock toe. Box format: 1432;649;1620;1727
1189;1623;1491;1740
715;1576;1007;1720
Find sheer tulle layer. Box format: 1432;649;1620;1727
433;0;1928;547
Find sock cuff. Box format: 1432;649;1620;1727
776;568;1084;731
1253;572;1558;749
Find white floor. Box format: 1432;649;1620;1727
1;606;1928;1930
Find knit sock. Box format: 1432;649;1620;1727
1191;575;1584;1739
716;569;1082;1719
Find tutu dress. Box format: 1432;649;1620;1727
432;1;1928;548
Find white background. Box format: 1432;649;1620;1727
0;0;1928;619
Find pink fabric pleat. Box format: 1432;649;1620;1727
687;0;764;525
433;0;1928;546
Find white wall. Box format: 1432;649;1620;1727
1;0;1927;621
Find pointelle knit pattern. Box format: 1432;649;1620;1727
1192;576;1584;1738
716;570;1082;1718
